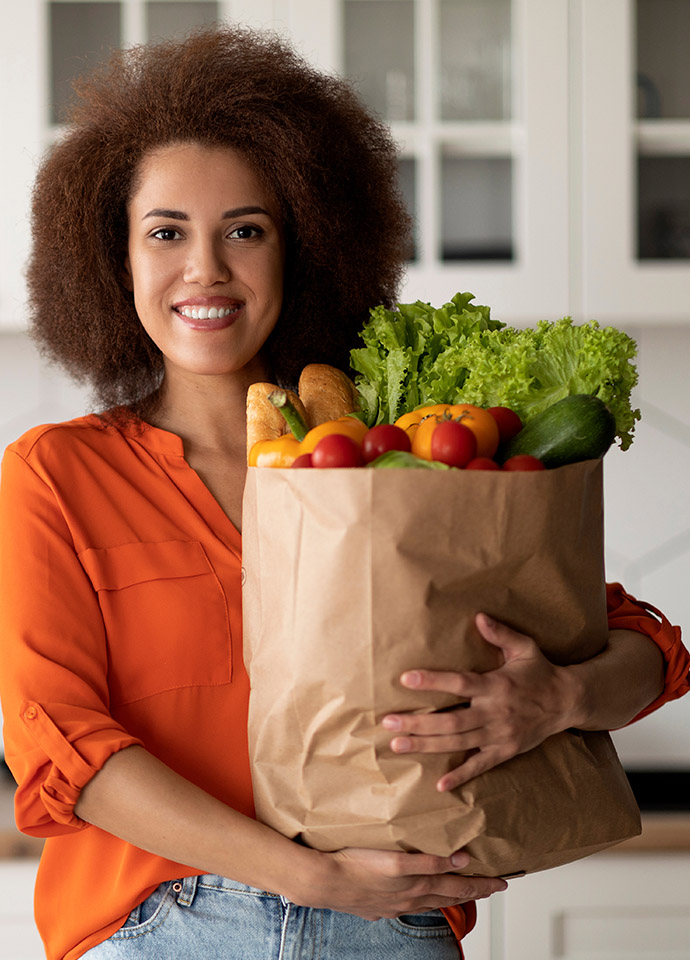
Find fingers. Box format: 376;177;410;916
398;668;482;700
436;748;510;792
374;849;509;901
474;612;538;661
380;848;470;876
328;847;508;920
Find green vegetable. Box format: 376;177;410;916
368;450;451;470
350;292;640;450
500;394;617;467
268;389;308;442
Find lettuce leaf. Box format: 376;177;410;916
349;293;641;450
349;292;504;426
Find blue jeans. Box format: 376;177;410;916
82;874;460;958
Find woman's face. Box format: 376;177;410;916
124;141;285;379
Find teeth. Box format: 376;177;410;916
177;305;236;320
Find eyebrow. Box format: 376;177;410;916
142;206;271;221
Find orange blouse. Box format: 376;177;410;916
0;415;687;960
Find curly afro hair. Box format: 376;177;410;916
27;24;412;413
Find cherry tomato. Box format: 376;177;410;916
487;406;523;443
465;456;501;471
291;453;314;468
361;424;411;463
502;454;546;471
451;405;501;458
311;433;364;468
300;416;368;454
411;405;499;461
430;420;477;468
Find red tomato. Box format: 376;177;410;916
311;433;364;468
361;424;412;463
502;454;546;471
430;420;477;468
465;457;501;471
290;453;314;468
487;406;523;443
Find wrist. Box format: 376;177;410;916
279;844;334;908
557;662;589;730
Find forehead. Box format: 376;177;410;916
129;141;277;210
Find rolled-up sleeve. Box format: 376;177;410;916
606;581;690;723
0;447;142;836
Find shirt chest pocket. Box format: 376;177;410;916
79;540;232;706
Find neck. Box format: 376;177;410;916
151;359;272;457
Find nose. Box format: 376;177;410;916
183;238;231;286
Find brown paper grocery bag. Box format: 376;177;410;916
241;459;640;877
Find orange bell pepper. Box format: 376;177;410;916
402;404;500;460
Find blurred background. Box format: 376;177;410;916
0;1;689;958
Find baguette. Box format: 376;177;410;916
246;382;307;456
246;365;359;463
298;364;359;428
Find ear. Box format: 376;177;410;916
121;256;134;292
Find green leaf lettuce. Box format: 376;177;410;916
349;293;640;450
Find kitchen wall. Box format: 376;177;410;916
0;321;689;768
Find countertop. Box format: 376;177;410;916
1;774;689;861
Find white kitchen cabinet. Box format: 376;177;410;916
463;851;690;960
578;0;690;324
2;0;689;331
0;0;235;331
273;0;572;324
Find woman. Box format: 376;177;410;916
0;25;687;960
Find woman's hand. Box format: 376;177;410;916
383;613;580;792
293;846;507;920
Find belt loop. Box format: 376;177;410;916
173;875;198;908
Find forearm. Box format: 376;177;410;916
565;629;665;731
74;745;322;902
74;744;506;918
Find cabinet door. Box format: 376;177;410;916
580;0;690;324
0;0;234;332
501;852;690;960
0;1;43;330
280;0;571;324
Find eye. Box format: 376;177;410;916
150;227;182;241
228;224;264;240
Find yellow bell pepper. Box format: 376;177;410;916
248;435;302;468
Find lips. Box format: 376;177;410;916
173;298;243;330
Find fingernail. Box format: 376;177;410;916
480;613;496;628
391;737;412;753
401;671;421;687
382;716;402;731
451;852;469;868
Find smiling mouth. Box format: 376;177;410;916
173;303;242;330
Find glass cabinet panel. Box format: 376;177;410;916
635;0;690;260
343;0;415;122
146;1;219;42
397;157;418;259
342;0;518;271
638;156;690;259
49;2;122;123
636;0;690;119
440;153;512;261
439;0;511;122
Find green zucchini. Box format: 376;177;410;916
500;395;617;468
